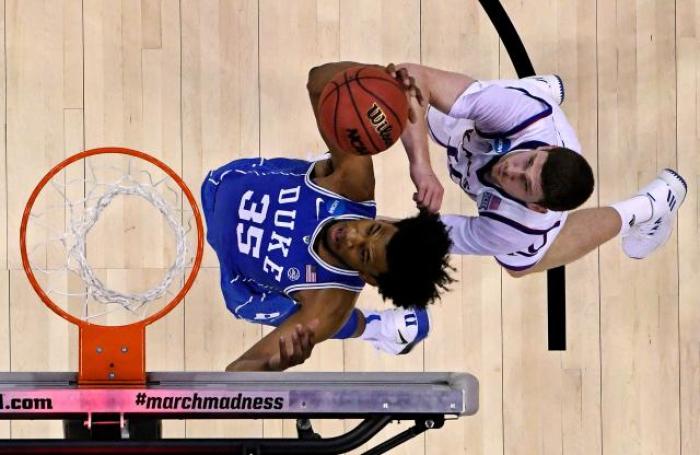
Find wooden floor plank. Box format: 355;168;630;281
420;2;503;454
257;0;344;440
676;0;700;453
597;0;681;453
497;0;603;452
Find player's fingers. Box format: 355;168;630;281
415;85;425;106
408;105;417;124
296;324;310;353
417;185;428;205
428;193;441;213
296;338;307;359
298;329;309;355
407;79;420;102
385;63;396;77
435;189;444;212
307;319;319;347
291;331;304;361
278;336;289;365
409;87;419;103
409;93;422;123
407;77;422;101
397;68;411;87
428;183;444;211
423;188;436;210
300;328;313;356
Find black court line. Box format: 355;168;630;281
476;0;566;351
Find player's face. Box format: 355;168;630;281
490;148;548;210
325;219;398;283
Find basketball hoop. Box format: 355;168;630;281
20;147;204;385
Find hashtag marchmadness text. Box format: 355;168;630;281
135;392;285;411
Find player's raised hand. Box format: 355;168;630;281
410;163;444;213
385;63;425;123
268;320;319;371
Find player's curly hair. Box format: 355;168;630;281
540;147;594;211
376;211;455;310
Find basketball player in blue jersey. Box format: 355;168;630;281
385;62;686;274
202;63;453;372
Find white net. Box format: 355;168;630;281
24;153;199;326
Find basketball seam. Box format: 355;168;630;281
320;72;402;98
355;68;405;131
342;75;404;85
319;80;340;108
332;80;341;147
319;73;401;105
345;71;381;154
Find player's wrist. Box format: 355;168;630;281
409;160;434;176
404;138;432;166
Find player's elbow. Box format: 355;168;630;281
307;66;319;89
505;267;529;279
307;64;328;95
300;297;354;340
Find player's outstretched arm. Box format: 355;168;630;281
225;289;358;372
393;63;443;213
306;62;377;200
395;64;477;213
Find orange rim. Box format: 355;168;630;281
20;147;204;329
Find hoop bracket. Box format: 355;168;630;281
79;324;146;385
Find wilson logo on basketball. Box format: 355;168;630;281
345;128;370;155
366;103;394;148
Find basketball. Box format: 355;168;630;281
318;66;409;155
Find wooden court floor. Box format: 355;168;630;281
0;1;697;454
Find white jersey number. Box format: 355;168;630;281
238;190;270;223
236;190;270;258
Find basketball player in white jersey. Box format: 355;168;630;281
392;63;686;274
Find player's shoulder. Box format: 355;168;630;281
476;188;564;234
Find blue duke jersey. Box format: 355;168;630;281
201;157;376;323
427;78;581;271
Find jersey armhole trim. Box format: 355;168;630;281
475;87;553;139
480;211;561;235
426;106;450;148
285;282;364;294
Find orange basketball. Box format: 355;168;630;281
318;66;409;155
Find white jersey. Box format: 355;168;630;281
428;79;581;271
